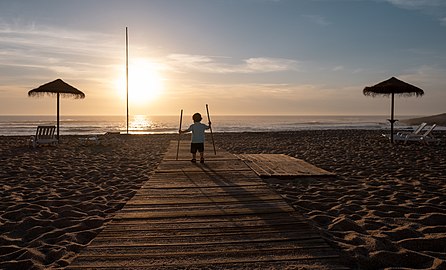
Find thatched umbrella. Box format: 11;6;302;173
28;79;85;140
363;77;424;143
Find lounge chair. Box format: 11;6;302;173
383;122;427;142
396;122;427;137
394;124;440;144
78;135;100;145
29;125;58;148
78;132;119;145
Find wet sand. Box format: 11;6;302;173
1;130;445;269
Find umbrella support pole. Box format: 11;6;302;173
389;93;395;143
57;93;60;141
387;119;398;143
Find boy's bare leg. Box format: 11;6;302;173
200;152;204;163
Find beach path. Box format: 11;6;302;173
237;153;335;177
68;141;348;269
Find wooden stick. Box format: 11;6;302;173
176;109;183;160
126;27;129;135
206;104;217;155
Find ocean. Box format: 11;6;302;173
0;115;421;136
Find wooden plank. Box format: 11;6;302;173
163;141;236;161
69;255;344;270
99;222;311;234
78;241;331;256
70;246;338;260
238;154;335;177
156;159;251;172
149;170;262;181
133;187;275;197
68;141;346;269
144;170;264;188
85;230;323;243
112;206;296;219
77;240;333;254
126;196;284;205
106;213;309;227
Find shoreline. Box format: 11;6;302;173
3;113;445;137
1;130;445;269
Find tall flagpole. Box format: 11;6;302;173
126;27;129;134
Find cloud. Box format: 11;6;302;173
399;65;446;87
166;54;298;74
245;58;298;72
332;66;344;71
0;22;117;54
302;15;332;26
395;65;446;114
0;22;121;82
384;0;446;9
383;0;446;26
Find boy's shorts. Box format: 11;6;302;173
190;143;204;153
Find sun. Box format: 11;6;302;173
114;58;164;104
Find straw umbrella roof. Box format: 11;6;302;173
28;78;85;140
363;77;424;97
28;79;85;99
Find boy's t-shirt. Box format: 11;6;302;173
186;122;209;143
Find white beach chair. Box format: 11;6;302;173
394;124;440;144
29;125;58;148
78;132;119;145
78;135;100;145
383;122;427;142
396;122;427;137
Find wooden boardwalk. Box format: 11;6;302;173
237;154;335;177
68;141;348;269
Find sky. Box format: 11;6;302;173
1;0;445;116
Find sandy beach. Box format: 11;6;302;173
1;130;445;269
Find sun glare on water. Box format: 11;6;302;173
114;58;164;104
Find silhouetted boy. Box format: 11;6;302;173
179;113;211;163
